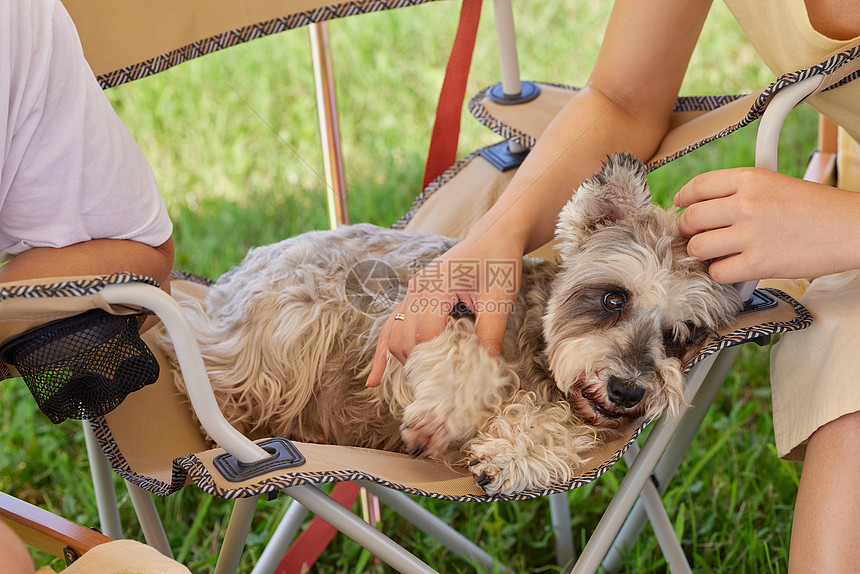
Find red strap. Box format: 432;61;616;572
421;0;483;190
274;481;363;574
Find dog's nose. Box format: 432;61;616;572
607;377;645;409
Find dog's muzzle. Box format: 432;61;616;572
606;376;645;408
572;374;649;428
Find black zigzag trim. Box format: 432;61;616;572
682;288;812;372
672;93;745;112
0;273;159;301
97;0;440;89
89;417;182;496
169;269;215;287
826;68;860;92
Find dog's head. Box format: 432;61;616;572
544;153;743;429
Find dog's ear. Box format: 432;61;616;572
555;153;652;256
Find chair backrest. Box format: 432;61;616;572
61;0;442;88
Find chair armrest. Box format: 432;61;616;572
0;491;112;561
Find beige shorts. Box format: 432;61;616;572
767;270;860;462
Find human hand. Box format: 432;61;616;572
366;233;523;387
674;167;860;283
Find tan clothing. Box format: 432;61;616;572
766;271;860;460
724;0;860;460
34;540;191;573
723;0;860;143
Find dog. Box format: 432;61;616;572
158;153;743;496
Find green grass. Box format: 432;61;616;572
0;2;818;572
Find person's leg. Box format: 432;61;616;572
789;410;860;573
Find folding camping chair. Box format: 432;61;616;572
1;1;856;572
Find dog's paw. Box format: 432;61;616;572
400;417;451;458
465;437;534;496
468;455;519;496
466;436;571;496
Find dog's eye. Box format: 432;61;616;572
602;292;627;311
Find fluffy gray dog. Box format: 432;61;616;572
161;153;742;495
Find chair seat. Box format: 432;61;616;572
50;275;810;502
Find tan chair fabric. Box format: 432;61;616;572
61;0;440;88
0;274;810;502
399;152;516;239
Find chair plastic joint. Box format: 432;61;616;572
213;438;305;483
480;140;530;171
737;289;778;315
486;80;541;106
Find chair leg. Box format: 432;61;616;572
613;442;692;574
549;492;576;568
285;483;438;574
639;478;692;574
360;480;505;572
250;498;310;574
125;480;173;558
82;421;123;539
215;496;259;574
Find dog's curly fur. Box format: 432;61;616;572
157;154;742;495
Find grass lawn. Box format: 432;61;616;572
1;1;818;572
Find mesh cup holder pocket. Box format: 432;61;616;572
0;309;160;423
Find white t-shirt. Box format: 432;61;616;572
0;0;172;260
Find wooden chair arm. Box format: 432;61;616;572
0;491;112;563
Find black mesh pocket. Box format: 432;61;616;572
0;309;159;423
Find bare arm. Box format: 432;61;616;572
0;237;175;330
0;237;174;332
0;237;174;288
480;0;713;253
